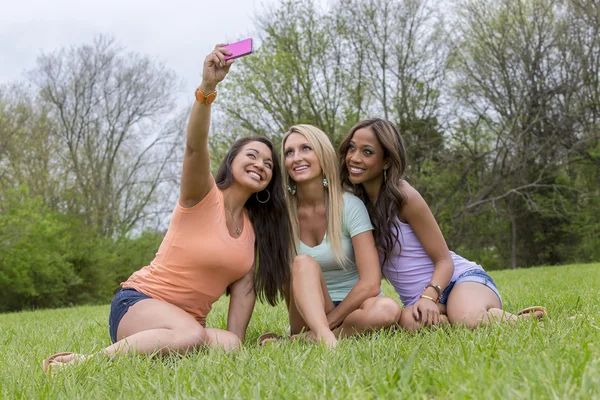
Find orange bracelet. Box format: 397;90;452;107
195;87;217;105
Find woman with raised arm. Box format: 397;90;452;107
338;118;546;331
42;44;292;372
268;125;401;348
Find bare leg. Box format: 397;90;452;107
446;282;529;328
289;255;337;347
48;298;239;367
108;298;207;356
205;329;242;352
334;297;401;338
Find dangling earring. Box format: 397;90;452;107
286;184;297;195
255;189;271;204
384;168;388;183
323;177;328;188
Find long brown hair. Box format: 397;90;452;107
215;136;292;305
339;118;408;264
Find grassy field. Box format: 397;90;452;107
1;263;599;399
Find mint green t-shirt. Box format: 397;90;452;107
298;193;374;302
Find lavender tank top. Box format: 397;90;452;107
381;218;482;306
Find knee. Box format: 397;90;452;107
217;332;242;352
398;306;422;332
448;310;486;329
173;324;208;349
368;297;402;327
291;254;319;276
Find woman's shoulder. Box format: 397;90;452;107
398;179;423;204
398;180;432;221
342;192;367;212
177;182;221;213
342;192;362;203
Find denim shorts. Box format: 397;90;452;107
438;269;502;306
108;287;152;343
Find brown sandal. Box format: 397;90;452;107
257;332;283;346
42;352;87;375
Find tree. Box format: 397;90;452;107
29;35;184;237
0;85;62;205
0;187;80;312
219;0;365;146
447;0;596;267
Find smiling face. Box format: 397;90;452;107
283;132;323;184
344;127;388;186
230;141;274;192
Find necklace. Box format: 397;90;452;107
226;208;242;236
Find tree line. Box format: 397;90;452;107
1;0;598;312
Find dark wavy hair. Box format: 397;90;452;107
339;119;408;265
215;136;292;306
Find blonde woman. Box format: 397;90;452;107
276;125;401;347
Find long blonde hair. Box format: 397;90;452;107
281;125;347;266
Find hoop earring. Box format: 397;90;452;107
286;184;297;195
255;189;271;204
323;177;328;188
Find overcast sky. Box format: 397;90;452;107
0;0;295;104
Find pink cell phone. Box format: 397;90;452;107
223;38;253;60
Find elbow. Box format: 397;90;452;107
433;257;454;273
363;282;381;298
369;284;381;298
443;258;455;274
185;143;198;156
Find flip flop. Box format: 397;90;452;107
257;332;283;346
517;306;547;320
42;352;87;375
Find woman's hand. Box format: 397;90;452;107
201;44;234;90
413;297;442;327
326;310;343;331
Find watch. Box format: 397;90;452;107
425;283;442;301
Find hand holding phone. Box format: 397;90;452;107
222;38;253;60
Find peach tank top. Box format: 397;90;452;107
122;184;255;325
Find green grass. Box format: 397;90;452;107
1;263;599;399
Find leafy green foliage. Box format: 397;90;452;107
0;187;164;311
0;187;79;312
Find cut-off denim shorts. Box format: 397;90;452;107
108;287;152;343
438;268;502;307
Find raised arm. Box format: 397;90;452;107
179;45;233;208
